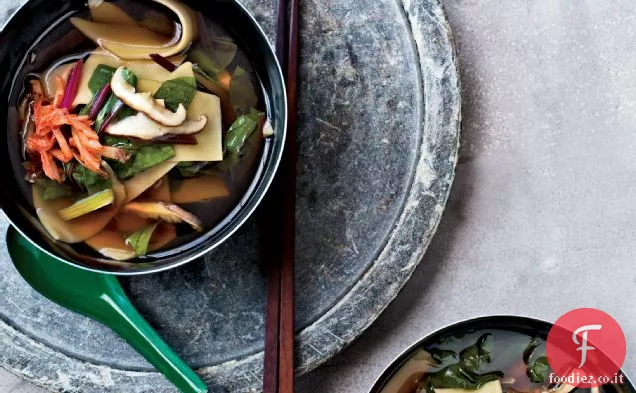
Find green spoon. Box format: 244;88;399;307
7;227;208;393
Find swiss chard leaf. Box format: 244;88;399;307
94;94;119;132
460;333;494;373
189;43;236;76
425;364;502;392
72;165;111;195
153;76;197;112
523;338;541;364
429;348;457;364
102;135;141;154
94;68;138;131
175;161;211;178
527;356;550;383
224;110;263;156
115;144;175;180
88;64;116;94
36;178;74;201
229;66;259;114
419;334;503;393
125;222;159;257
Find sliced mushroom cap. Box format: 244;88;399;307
111;67;187;126
106;112;207;140
122;201;203;232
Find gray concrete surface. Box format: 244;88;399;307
2;0;636;392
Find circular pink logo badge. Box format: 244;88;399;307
546;308;626;388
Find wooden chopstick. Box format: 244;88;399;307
264;0;299;392
279;0;299;389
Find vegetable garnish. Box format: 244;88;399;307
125;221;159;256
224;110;264;156
88;83;113;121
60;59;84;110
149;53;178;72
36;178;74;201
113;144;175;179
154;76;198;112
111;66;187;126
29;97;129;181
149;53;237;125
526;356;550;383
94;67;138;132
419;334;503;393
72;164;112;195
88;64;116;94
122;201;203;231
57;188;115;221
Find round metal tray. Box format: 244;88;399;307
0;0;460;391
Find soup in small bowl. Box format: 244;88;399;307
370;316;633;393
0;0;286;273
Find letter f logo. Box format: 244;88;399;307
573;324;602;368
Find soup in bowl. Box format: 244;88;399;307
0;0;286;273
370;316;633;393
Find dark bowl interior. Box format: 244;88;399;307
369;315;635;393
0;0;286;274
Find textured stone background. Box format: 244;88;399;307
3;0;636;392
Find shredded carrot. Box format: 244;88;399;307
39;150;63;182
28;92;129;182
26;133;56;153
52;128;73;161
52;76;65;108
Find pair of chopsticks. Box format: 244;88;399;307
263;0;299;392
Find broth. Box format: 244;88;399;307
380;329;625;393
11;0;270;261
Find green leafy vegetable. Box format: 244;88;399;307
229;66;259;114
115;144;175;180
72;165;112;195
189;43;237;75
88;64;116;94
418;334;503;393
224;110;263;156
94;94;118;131
102;135;140;154
424;364;502;392
36;178;74;201
523;338;541;364
429;348;457;364
94;68;138;131
120;68;138;85
460;333;494;373
78;101;92;116
527;356;550;383
175;161;211;178
125;222;159;256
153;76;197;112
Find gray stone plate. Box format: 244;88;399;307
0;0;460;391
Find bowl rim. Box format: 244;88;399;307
368;314;636;393
1;0;288;275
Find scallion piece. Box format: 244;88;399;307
57;189;114;221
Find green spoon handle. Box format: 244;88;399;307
98;276;208;393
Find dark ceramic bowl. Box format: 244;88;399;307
369;315;634;393
0;0;287;274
